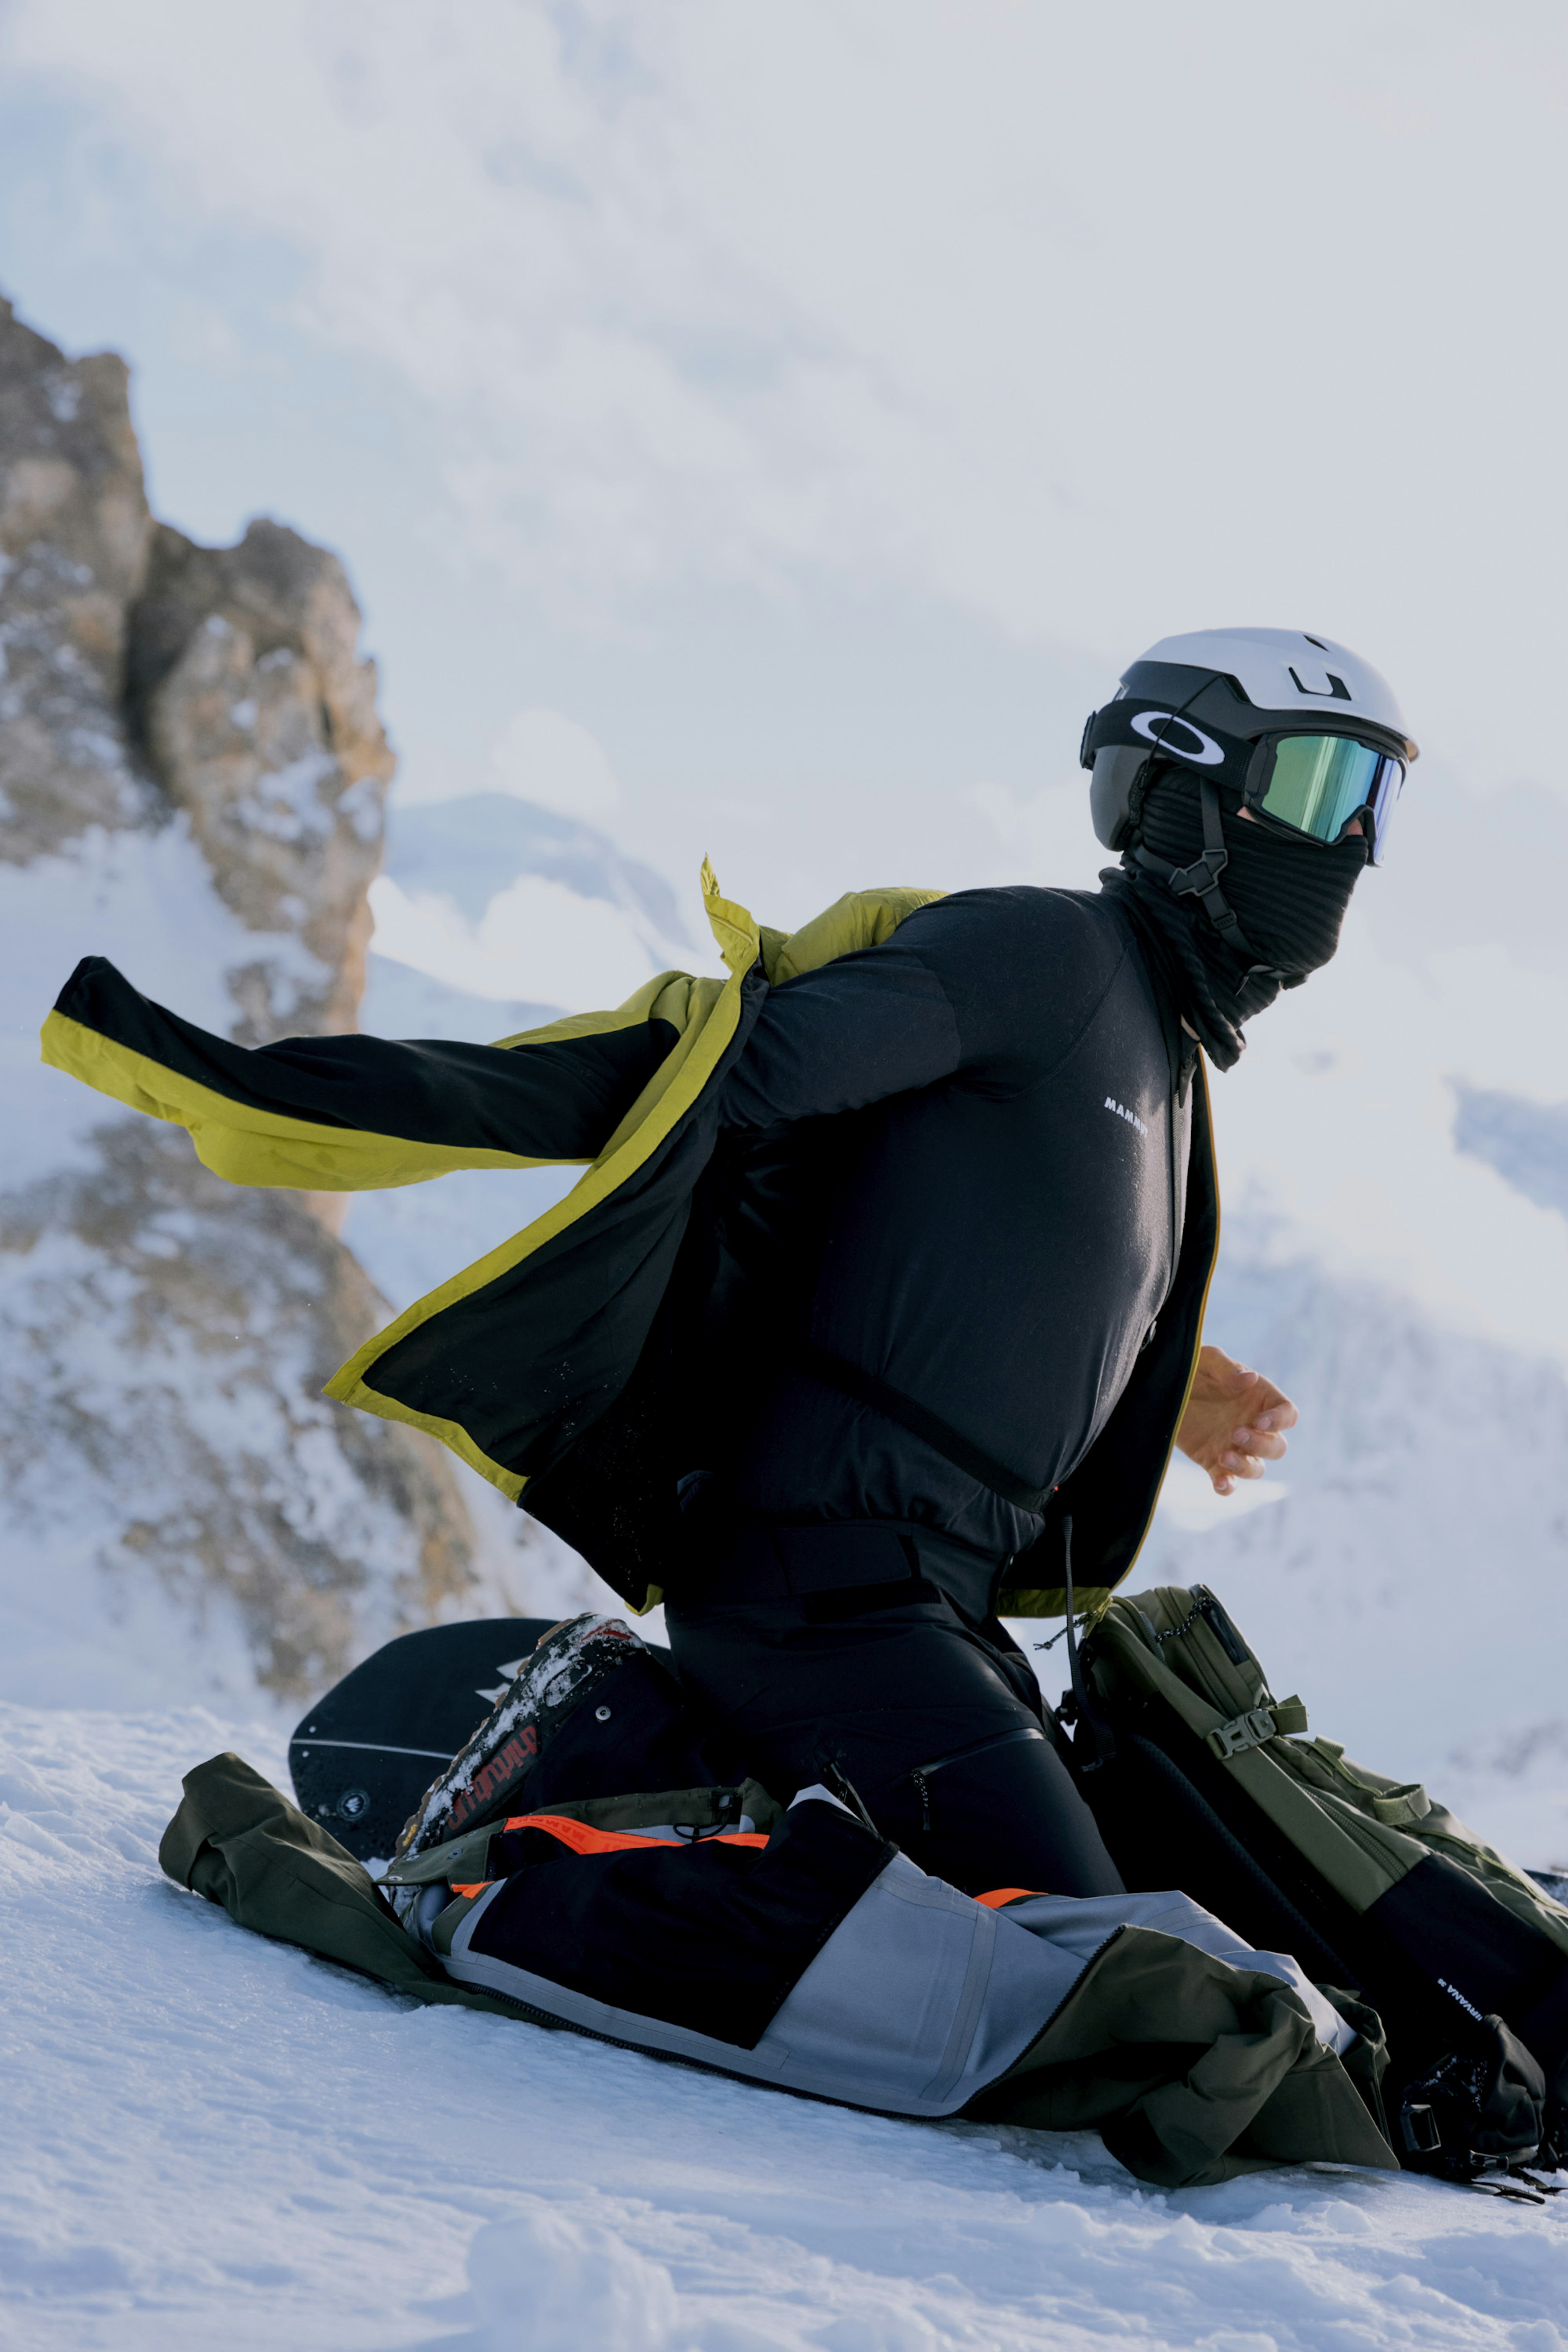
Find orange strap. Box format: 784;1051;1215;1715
500;1811;769;1856
454;1856;1031;1909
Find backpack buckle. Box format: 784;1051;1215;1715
1207;1706;1277;1760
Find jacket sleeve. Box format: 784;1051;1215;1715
719;944;963;1131
41;956;678;1192
720;887;1119;1132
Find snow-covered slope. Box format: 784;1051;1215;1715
3;1696;1564;2352
0;791;517;1720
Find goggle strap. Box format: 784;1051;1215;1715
1136;779;1245;934
1133;781;1287;983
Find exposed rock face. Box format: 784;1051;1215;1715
2;295;396;1046
127;519;395;1044
0;1120;475;1700
0;292;494;1708
0;298;153;859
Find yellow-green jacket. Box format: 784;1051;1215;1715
42;866;1217;1615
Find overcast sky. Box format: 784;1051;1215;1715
5;0;1568;1356
5;6;1565;802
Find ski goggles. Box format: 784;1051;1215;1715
1243;732;1405;865
1080;700;1406;864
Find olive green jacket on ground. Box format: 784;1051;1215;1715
162;1753;1395;2189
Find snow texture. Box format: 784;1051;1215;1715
3;1697;1565;2352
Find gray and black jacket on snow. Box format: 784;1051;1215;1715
41;865;1218;1620
162;1751;1397;2189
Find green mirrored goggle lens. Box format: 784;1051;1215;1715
1257;735;1404;864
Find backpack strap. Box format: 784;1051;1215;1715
1060;1515;1119;1774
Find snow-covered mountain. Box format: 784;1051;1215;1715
368;789;694;1016
1130;1209;1568;1865
1454;1082;1568;1224
0;297;552;1714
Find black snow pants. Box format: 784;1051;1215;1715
664;1522;1124;1901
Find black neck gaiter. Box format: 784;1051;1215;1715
1100;767;1369;1071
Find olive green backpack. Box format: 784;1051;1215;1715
1058;1579;1568;2185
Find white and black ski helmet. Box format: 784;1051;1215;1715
1081;627;1419;858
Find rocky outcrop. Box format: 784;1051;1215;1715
0;298;153;859
0;292;500;1708
127;519;395;1044
0;1119;476;1700
1;292;396;1049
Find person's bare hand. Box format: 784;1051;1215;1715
1174;1343;1297;1497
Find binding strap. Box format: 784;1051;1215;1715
503;1812;769;1855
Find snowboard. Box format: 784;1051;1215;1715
289;1617;560;1862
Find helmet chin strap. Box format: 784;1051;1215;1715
1132;777;1285;982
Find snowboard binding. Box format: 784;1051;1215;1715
392;1612;648;1863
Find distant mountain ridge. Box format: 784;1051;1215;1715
364;787;704;1018
1452;1081;1568;1224
384;792;690;951
1130;1208;1568;1867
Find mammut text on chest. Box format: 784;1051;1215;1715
1083;1068;1169;1214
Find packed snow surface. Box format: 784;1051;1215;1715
3;1701;1565;2352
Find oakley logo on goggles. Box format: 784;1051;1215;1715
1083;701;1406;865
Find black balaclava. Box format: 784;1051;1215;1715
1100;762;1369;1070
